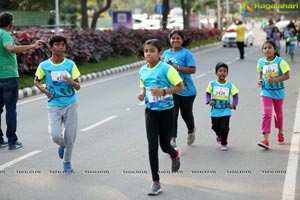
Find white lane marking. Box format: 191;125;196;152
17;96;46;106
282;90;300;200
81;71;137;88
80;115;117;132
195;73;207;79
194;46;221;54
0;150;41;170
226;57;239;65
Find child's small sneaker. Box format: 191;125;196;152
216;136;221;144
171;147;181;172
257;140;269;150
147;181;162;195
170;138;177;148
63;162;73;173
58;146;65;159
277;133;284;145
187;127;196;145
0;140;8;148
220;145;228;151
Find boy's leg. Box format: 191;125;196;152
220;116;230;145
211;117;221;136
48;106;64;146
63;102;78;163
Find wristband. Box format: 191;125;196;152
163;89;166;96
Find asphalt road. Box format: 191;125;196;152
1;25;300;200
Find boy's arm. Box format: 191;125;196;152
34;76;52;98
206;92;211;104
232;94;239;109
63;76;80;91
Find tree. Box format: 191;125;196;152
91;0;112;28
81;0;89;29
81;0;112;29
0;0;54;11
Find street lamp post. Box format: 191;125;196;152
55;0;60;32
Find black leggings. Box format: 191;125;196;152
211;116;230;145
145;108;178;181
173;94;196;138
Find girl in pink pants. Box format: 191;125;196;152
257;40;290;149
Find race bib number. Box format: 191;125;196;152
51;70;71;86
263;64;279;78
212;87;229;100
148;89;170;103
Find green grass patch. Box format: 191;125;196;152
19;38;220;89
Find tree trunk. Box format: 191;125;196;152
181;0;187;29
81;0;88;29
186;0;191;29
162;0;170;30
91;0;112;29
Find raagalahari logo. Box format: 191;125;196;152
241;2;299;15
240;2;254;16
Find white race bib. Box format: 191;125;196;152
263;64;279;78
212;86;229;100
148;88;170;103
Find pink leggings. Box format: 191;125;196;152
261;96;284;133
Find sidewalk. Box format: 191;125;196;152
18;42;222;100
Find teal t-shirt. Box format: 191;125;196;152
0;29;18;78
139;61;182;111
162;47;197;96
206;80;239;117
257;56;290;99
35;58;81;107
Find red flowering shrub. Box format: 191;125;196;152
13;27;221;74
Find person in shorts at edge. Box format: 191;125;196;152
137;39;183;195
206;62;239;151
34;35;81;173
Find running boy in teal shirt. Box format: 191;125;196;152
34;35;81;173
206;62;239;151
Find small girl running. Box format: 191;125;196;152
137;39;183;195
257;40;290;150
206;62;239;151
271;26;281;56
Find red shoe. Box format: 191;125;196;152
258;140;269;149
277;133;284;145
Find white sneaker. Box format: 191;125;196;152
187;127;196;145
170;138;177;148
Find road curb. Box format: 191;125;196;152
18;42;222;100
